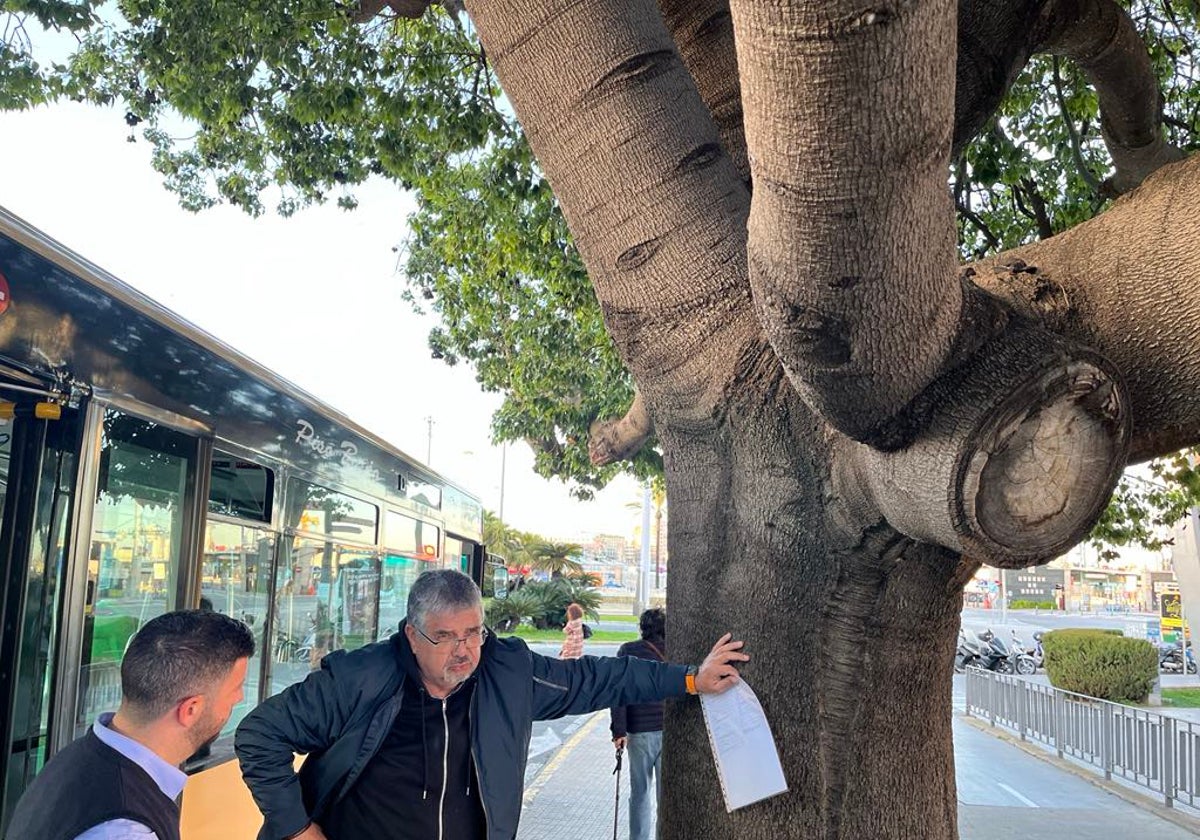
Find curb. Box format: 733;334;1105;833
959;713;1200;834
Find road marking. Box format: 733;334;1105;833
523;712;604;806
998;782;1039;808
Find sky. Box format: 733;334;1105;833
0;101;643;540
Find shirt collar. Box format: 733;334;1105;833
93;712;188;800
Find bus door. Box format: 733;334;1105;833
0;387;81;833
56;404;207;747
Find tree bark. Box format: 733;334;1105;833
465;0;759;427
728;0;963;441
971;155;1200;462
457;1;1194;838
658;382;970;839
656;0;749;184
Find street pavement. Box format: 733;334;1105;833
517;672;1200;839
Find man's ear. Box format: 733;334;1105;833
176;695;205;729
404;623;417;645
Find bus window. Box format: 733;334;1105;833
194;521;273;762
267;538;378;697
376;512;440;641
384;511;439;559
208;457;274;523
404;479;441;509
444;537;468;574
284;478;377;544
76;410;199;737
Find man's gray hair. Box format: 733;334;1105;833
407;569;483;631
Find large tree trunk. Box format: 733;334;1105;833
461;0;1189;836
657;382;970;838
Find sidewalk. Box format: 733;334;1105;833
516;710;1200;839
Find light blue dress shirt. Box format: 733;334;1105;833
73;712;188;840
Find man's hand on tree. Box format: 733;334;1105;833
695;633;749;694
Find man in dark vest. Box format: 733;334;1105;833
7;609;255;840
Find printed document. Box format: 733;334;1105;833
700;679;788;811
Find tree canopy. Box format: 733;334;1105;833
5;0;1198;539
0;0;1189;504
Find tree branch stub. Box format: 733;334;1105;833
860;324;1131;568
588;391;654;466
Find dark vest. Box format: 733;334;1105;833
6;730;181;840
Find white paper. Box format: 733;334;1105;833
700;679;788;812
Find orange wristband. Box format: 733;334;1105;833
685;668;698;695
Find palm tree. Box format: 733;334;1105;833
527;540;584;579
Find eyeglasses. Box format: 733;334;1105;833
413;624;489;651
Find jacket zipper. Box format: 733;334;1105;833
468;696;491;836
439;698;450;840
533;675;568;692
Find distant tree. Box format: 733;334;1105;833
526;540;584;580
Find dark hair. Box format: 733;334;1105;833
566;603;584;622
639;607;665;642
120;610;255;721
408;569;483;631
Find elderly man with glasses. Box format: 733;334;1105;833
236;569;748;840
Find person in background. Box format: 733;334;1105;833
559;602;585;659
611;608;667;840
7;610;255;840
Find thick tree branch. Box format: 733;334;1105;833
656;1;750;185
465;0;759;425
728;0;963;442
1035;0;1184;193
970;154;1200;463
588;390;654;466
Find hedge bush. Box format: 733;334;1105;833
1042;629;1158;704
1010;599;1056;610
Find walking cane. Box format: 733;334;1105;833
612;744;624;840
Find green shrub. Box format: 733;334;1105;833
1010;599;1056;610
1043;629;1157;704
484;580;601;631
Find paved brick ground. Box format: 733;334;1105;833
517;711;633;840
515;709;1200;839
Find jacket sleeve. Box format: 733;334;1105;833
234;652;361;839
531;648;689;721
609;643;630;738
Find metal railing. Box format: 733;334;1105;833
964;667;1200;809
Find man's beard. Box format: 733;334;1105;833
190;707;227;755
443;657;475;687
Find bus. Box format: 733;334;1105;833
0;206;486;837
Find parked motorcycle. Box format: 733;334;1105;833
1159;642;1197;674
956;629;1011;673
955;630;986;672
1030;631;1045;670
1006;630;1039;676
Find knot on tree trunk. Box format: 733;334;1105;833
858;323;1131;567
588;391;654;466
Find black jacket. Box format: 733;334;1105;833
234;623;689;840
610;638;667;738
